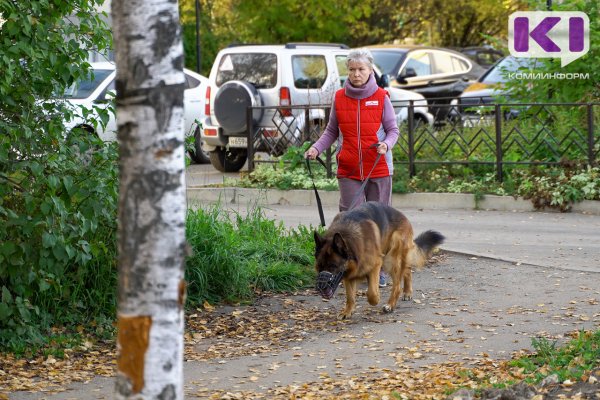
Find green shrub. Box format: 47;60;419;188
515;165;600;211
0;0;116;353
236;163;338;191
0;139;119;352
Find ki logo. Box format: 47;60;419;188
509;11;589;67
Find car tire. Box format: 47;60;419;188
187;126;210;164
400;114;429;131
413;114;428;130
214;80;263;133
208;147;247;172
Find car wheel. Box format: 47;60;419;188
214;80;263;133
187;126;210;164
400;114;429;131
413;115;428;130
208;147;247;172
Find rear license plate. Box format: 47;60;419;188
228;136;247;148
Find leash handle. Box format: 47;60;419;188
305;157;326;227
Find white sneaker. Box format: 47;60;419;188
379;273;387;288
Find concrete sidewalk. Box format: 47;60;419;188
9;186;600;399
187;187;600;273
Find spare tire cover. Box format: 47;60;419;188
214;80;263;133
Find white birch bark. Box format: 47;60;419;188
112;0;186;398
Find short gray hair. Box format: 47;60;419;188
346;49;374;69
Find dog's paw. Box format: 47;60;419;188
338;311;352;320
401;294;413;301
382;304;393;313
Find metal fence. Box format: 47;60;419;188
245;101;600;181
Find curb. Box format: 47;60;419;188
186;187;600;215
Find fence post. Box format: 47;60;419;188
588;104;595;166
408;101;416;177
495;104;503;182
303;107;310;143
247;106;254;172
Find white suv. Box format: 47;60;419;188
200;43;433;172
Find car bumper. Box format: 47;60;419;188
200;114;307;151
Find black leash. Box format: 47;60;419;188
305;156;327;227
305;143;384;226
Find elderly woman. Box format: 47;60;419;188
304;48;399;287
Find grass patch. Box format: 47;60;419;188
509;330;600;384
185;202;317;305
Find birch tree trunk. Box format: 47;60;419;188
112;0;187;398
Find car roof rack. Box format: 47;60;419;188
226;42;264;48
224;42;350;49
284;42;349;49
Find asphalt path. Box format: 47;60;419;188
9;164;600;399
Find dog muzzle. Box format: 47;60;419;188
316;271;344;299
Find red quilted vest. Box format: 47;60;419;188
335;87;390;180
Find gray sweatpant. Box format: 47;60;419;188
337;176;393;212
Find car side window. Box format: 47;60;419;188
215;53;277;88
432;52;455;74
402;52;431;76
452;57;470;72
335;55;348;86
97;79;115;102
62;69;113;99
185;73;201;89
432;52;470;74
292;55;327;89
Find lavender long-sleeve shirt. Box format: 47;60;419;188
311;73;399;156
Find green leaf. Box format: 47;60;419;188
52;244;68;261
47;175;59;190
0;303;13;321
29;161;44;177
17;303;31;323
0;241;16;256
2;286;13;304
38;280;51;292
42;232;57;248
63;176;74;196
40;201;52;215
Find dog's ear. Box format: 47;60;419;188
332;233;349;259
314;231;325;256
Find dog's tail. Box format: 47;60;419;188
409;230;445;269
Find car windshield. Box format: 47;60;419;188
215;53;277;88
481;57;539;84
370;49;407;76
61;69;114;99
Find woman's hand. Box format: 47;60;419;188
304;147;319;160
376;142;388;154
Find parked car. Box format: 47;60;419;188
60;62;210;163
456;46;505;69
200;43;434;172
372;70;434;128
448;56;540;126
366;45;486;121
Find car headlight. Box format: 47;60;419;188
450;99;458;106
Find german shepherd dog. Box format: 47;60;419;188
314;201;444;319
